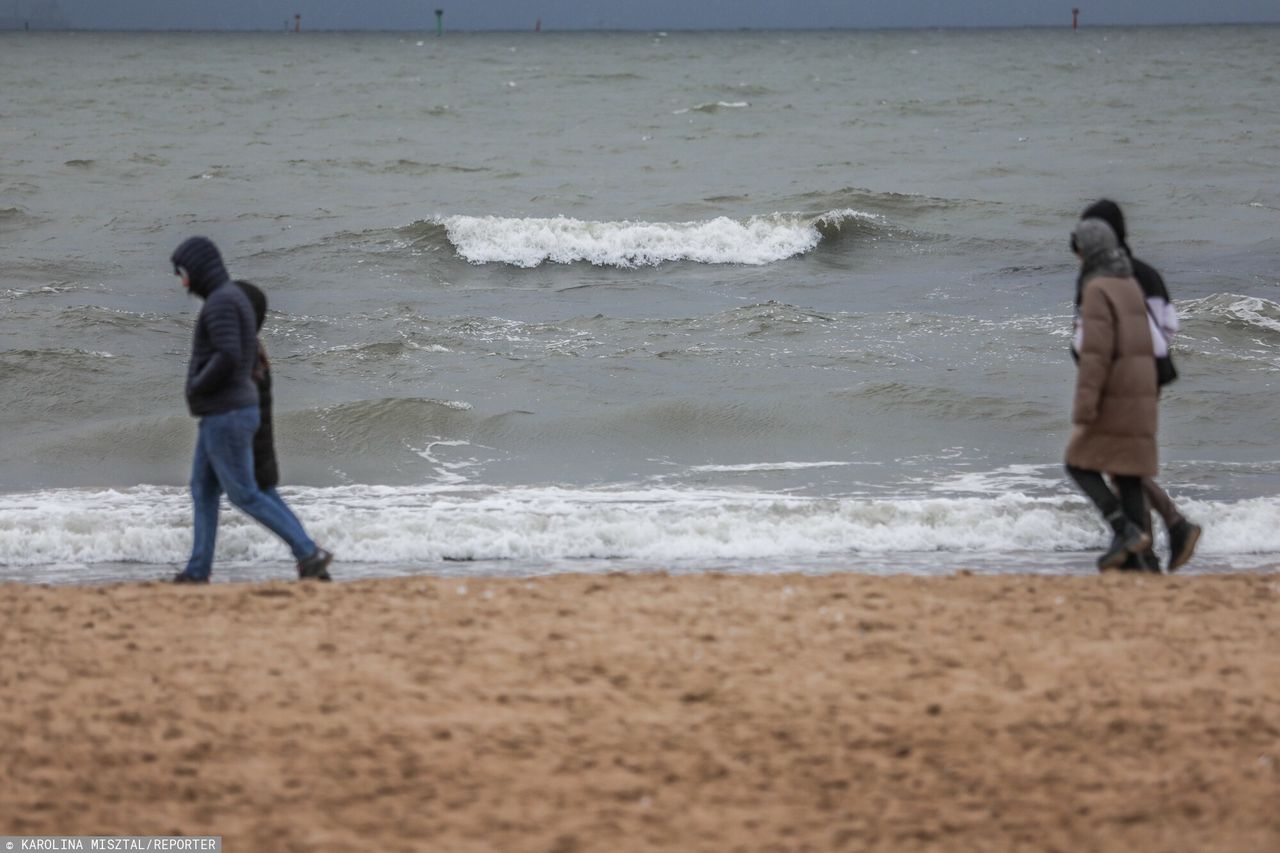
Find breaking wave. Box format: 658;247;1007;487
1182;294;1280;335
403;210;883;268
1;486;1276;576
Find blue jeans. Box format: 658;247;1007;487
184;404;316;579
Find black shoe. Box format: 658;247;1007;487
1097;525;1152;572
297;548;333;581
172;571;209;584
1135;549;1162;573
1119;550;1161;573
1166;520;1201;573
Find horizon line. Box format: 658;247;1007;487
6;20;1279;34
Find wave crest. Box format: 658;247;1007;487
1183;294;1280;335
0;486;1274;571
409;210;882;268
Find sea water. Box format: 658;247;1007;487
1;27;1278;582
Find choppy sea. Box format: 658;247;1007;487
2;27;1278;583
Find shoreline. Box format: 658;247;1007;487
2;551;1278;587
2;571;1278;851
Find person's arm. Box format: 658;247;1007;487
1072;281;1116;425
1136;261;1180;341
1148;297;1180;343
187;294;244;398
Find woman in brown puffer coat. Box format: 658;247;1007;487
1064;218;1159;571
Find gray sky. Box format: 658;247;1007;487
41;0;1280;31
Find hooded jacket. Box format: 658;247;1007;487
1065;219;1158;477
172;237;258;417
1080;199;1179;352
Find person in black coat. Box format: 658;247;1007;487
234;281;280;491
235;280;323;575
1079;200;1202;572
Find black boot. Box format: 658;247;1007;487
1166;519;1202;573
297;548;334;581
1133;549;1162;573
1098;512;1151;572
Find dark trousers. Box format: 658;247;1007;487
1066;465;1147;533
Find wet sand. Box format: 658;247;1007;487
2;571;1278;852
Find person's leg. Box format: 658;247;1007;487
1138;474;1202;569
1066;465;1150;569
259;487;309;537
1066;465;1119;517
1141;477;1182;529
1166;516;1202;572
1112;474;1159;571
203;406;317;561
1112;474;1155;569
182;420;223;580
1114;476;1145;525
257;486;331;578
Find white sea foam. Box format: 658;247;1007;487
685;461;855;474
1185;294;1280;334
672;101;750;114
1;485;1276;572
413;439;486;485
437;210;877;268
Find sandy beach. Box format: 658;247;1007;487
1;571;1277;852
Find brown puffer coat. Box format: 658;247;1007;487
1065;274;1158;476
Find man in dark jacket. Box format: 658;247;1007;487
171;236;332;583
1079;200;1201;572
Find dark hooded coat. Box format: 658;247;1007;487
172;237;258;417
235;280;279;490
1080;199;1179;381
1080;199;1171;304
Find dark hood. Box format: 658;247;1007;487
171;236;231;298
235;280;267;332
1080;199;1129;255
